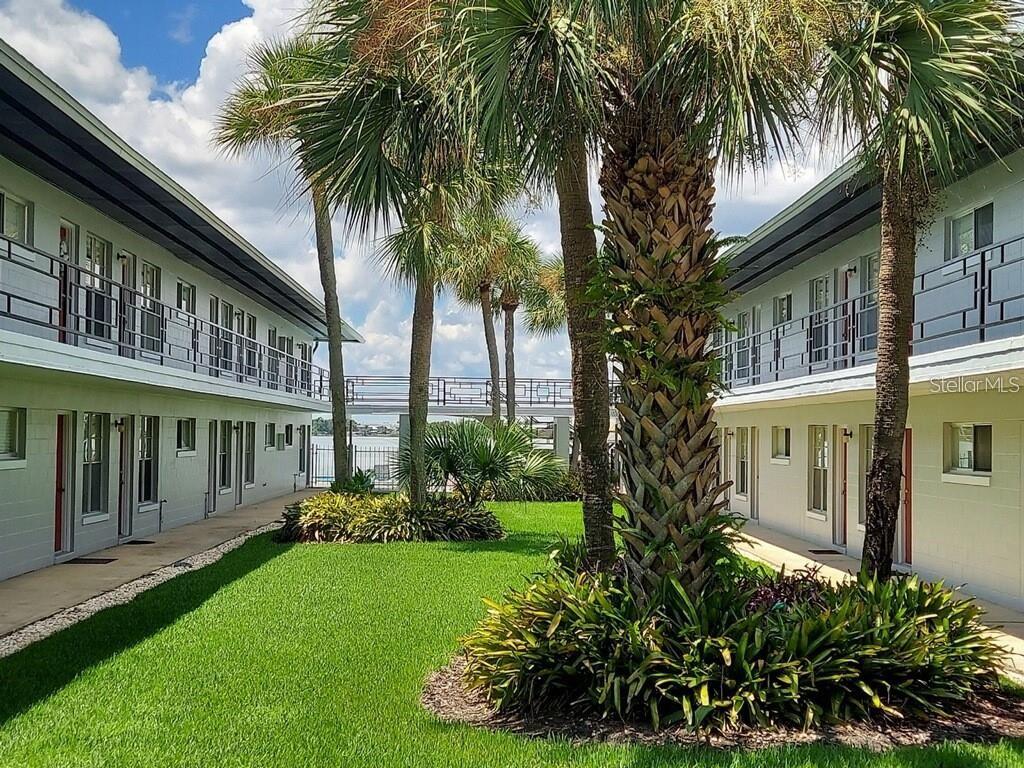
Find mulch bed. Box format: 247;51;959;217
423;655;1024;751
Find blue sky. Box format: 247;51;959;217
75;1;247;84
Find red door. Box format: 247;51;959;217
54;414;65;552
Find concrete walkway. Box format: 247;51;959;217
737;524;1024;678
0;490;311;638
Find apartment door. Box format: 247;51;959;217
207;420;218;516
117;416;135;538
234;421;244;507
53;413;73;554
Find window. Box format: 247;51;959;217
735;426;749;496
772;294;792;326
265;422;276;448
771;426;791;459
82;413;108;516
176;418;196;454
859;425;874;526
176;280;196;315
735;312;750;374
267;327;279;387
245;313;257;377
138;416;159;504
946;203;993;262
809;275;831;363
859;253;880;352
279;335;294;391
0;407;25;460
83;234;113;339
945;423;992;474
809;425;829;514
298;426;307;473
218;419;233;490
140;262;162;352
220;300;235;372
1;191;29;244
244;422;256;485
285;424;294;447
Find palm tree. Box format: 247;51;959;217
452;0;814;595
216;38;353;485
522;256;567;338
449;0;616;567
277;0;477;507
816;0;1021;579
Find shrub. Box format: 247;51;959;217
462;567;1003;732
396;420;565;503
278;491;504;544
494;467;582;502
330;468;375;495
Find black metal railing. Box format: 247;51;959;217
718;232;1024;389
0;233;331;400
344;376;622;408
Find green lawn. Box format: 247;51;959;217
2;502;1023;767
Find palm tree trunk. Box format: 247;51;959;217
312;187;350;483
503;304;517;422
599;122;729;598
408;272;435;507
862;164;923;580
480;284;502;421
554;133;614;569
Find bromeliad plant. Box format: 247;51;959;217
462;562;1003;731
396;420;565;504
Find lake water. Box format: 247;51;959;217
310;434;399;487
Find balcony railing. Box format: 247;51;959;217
345;375;622;408
719;232;1024;389
0;233;330;401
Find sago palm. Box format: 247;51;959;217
815;0;1021;578
216;37;353;484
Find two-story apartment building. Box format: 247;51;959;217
0;41;361;581
716;147;1024;609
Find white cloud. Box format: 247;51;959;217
0;0;838;391
169;3;198;45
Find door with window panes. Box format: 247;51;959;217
809;275;831;366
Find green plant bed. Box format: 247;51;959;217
279;491;504;543
461;559;1005;733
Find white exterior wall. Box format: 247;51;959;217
718;388;1024;609
0;154;315;353
0;374;310;581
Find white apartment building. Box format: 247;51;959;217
716;146;1024;609
0;42;361;581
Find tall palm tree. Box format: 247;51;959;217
216;38;353;484
490;227;543;421
452;0;814;596
816;0;1021;579
522;255;567;338
279;0;475;507
449;0;616;567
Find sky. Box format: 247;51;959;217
0;0;838;383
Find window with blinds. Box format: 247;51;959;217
0;408;25;460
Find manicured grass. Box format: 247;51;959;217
1;501;1023;767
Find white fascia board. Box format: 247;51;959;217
0;330;324;413
717;335;1024;411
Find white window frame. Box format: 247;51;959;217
176;280;196;316
138;415;159;506
0;407;27;467
945;202;994;263
808;425;829;517
218;419;233;492
265;422;276;450
1;190;30;246
82;412;109;522
770;426;791;463
859;425;873;529
285;424;294;448
942;422;992;484
772;293;792;327
735;426;750;497
176;417;197;456
244;422;256;486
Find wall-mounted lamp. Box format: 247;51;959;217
116;251;130;263
725;429;735;437
842;428;854;440
114;417;126;433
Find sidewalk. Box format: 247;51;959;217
737;524;1024;678
0;490;310;638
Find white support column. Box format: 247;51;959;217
553;416;571;464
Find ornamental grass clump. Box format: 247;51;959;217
462;563;1003;732
278;492;504;544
